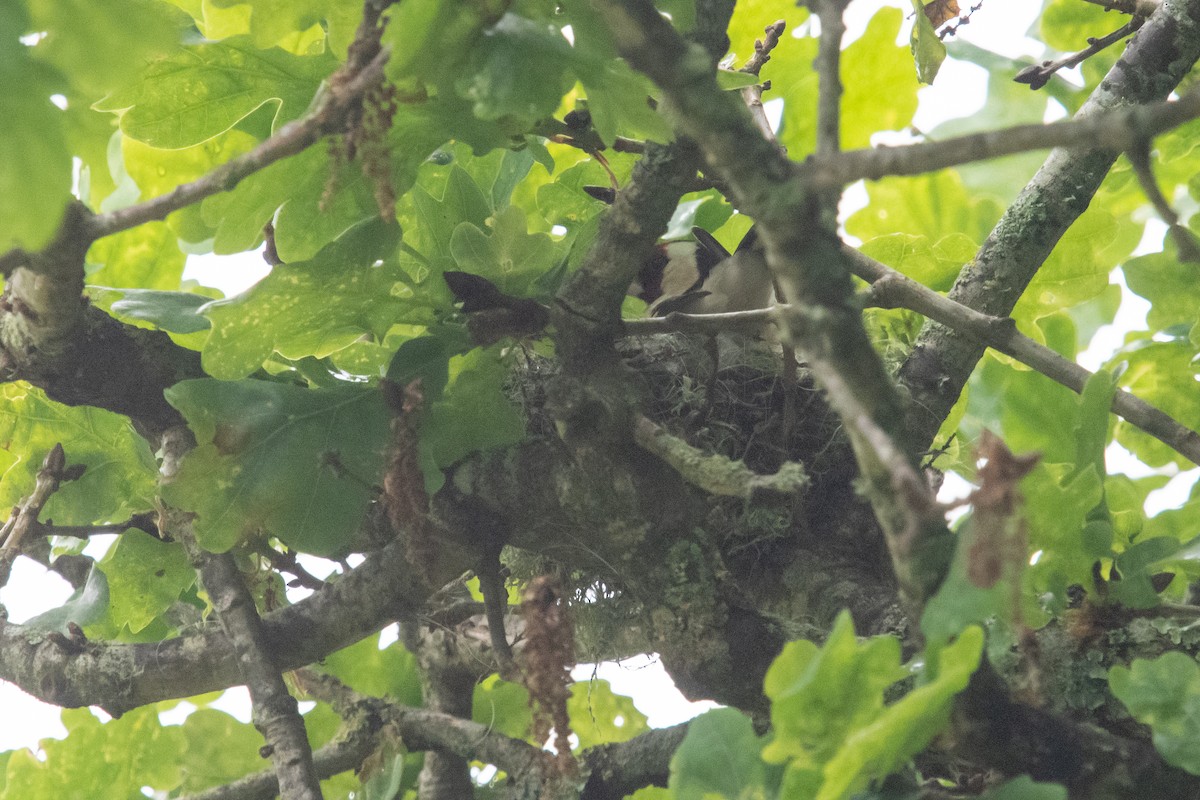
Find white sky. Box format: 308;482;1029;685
9;0;1195;760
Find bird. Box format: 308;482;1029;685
579;186;776;320
643;226;776;318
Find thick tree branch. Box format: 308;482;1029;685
405;626;484;800
951;660;1200;798
176;514;324;800
579;724;689;800
898;0;1200;452
0;205;204;438
0;509;432;715
295;670;691;800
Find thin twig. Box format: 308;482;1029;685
1125;143;1200;262
801;86;1200;189
298;670;545;782
475;556;519;680
24;511;159;540
1013;16;1144;90
1080;0;1160;13
739;20;786;142
258;544;327;591
0;444;69;589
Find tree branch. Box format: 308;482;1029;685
592;0;951;615
634;415;809;498
0;444;70;589
1014;16;1145;91
82;45;392;243
0;507;434;715
897;0;1200;452
175;512;324;800
626;245;1200;467
301;670;546;787
813;0;849;158
580;724;689;800
844;247;1200;465
0;2;400;438
800;86;1200;188
178;734;373;800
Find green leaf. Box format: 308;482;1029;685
96;37;336;148
201;146;322;255
1;706;184;799
1039;0;1117;52
859;233;969;294
669;707;766;800
1110;652;1200;775
1123;243;1200;334
361;750;407;800
777;8;919;155
97;531;195;634
200;218;413;379
27;0;185;101
85;220;186;290
106;289;213;334
0;383;158;525
921;511;1024;648
457;14;575;129
908;0;947;84
1073;370;1116;480
1017;209;1138;323
978;776;1067;800
382;0;505;86
536;159;619;226
813;627;982;800
122;130;259;241
162;379;392;555
761;613;981;800
473;676;534;741
1111;338;1200;468
1108;536;1180;608
450;206;562;298
0;46;72;251
419;348;526;493
320;635;424;707
847;169;1000;247
205;0;330;50
716;69;760;90
763;612;906;764
386;330;473;402
1024;463;1107;604
179;708;267;793
569;679;650;749
23;565;110;635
